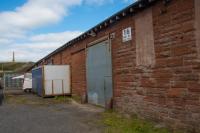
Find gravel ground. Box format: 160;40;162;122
0;93;105;133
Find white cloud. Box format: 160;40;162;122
0;39;13;44
0;30;82;62
0;0;134;41
0;0;82;62
84;0;135;5
84;0;113;5
123;0;136;3
30;31;82;43
0;0;82;41
0;49;48;62
0;0;136;62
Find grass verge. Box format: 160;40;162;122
54;96;71;103
5;94;71;106
71;95;82;103
102;111;171;133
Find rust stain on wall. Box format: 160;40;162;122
135;8;155;67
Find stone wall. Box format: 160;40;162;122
37;0;200;132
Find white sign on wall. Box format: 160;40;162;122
122;27;132;42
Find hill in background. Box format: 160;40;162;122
0;62;34;74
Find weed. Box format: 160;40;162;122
102;111;170;133
54;96;71;103
71;95;81;103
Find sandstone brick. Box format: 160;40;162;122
152;70;173;78
167;58;183;67
140;78;156;88
172;45;195;56
187;82;200;93
177;73;199;81
71;50;86;97
171;81;187;88
167;88;187;98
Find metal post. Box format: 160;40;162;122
62;80;66;102
52;80;54;95
1;64;3;72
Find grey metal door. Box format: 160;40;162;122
86;40;113;107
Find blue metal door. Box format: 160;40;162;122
86;40;113;107
32;67;43;96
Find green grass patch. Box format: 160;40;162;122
102;111;170;133
5;94;29;104
5;94;71;106
54;96;71;103
71;95;81;103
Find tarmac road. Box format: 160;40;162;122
0;93;104;133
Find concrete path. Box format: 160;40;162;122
0;93;105;133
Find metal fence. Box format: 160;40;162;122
3;73;23;90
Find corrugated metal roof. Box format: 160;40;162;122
34;0;170;67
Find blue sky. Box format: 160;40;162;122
0;0;134;62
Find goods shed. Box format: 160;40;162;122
31;0;200;132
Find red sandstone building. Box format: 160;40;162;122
32;0;200;132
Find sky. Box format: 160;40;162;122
0;0;135;62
